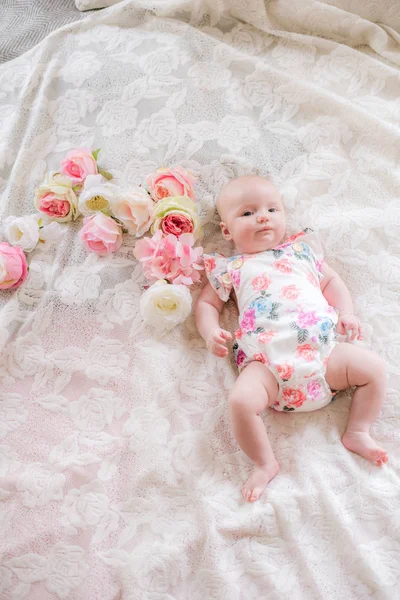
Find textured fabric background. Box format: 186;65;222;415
0;1;399;599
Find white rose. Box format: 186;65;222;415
78;174;118;216
38;219;66;248
4;214;40;252
110;185;153;237
140;280;192;332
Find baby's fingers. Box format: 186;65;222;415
220;330;232;341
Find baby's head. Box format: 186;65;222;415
216;175;286;254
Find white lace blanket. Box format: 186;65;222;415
0;1;399;599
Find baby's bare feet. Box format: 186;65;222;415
241;461;279;502
342;431;388;466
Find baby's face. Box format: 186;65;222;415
217;177;286;254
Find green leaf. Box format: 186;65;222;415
98;167;113;181
38;218;43;227
283;406;295;412
298;328;308;344
290;321;299;330
92;148;101;161
273;249;284;259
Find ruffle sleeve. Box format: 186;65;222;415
203;253;232;302
300;228;324;279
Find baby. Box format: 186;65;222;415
195;175;388;502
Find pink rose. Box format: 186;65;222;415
60;147;98;184
283;387;306;408
307;380;323;400
234;328;243;339
230;269;241;288
274;259;292;273
251;275;271;291
0;242;28;290
80;213;122;255
38;193;71;219
35;173;78;222
240;308;256;333
161;213;194;237
297;344;317;362
276;363;294;381
281;285;300;300
236;349;246;367
147;166;196;202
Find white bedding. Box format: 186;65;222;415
0;1;399;599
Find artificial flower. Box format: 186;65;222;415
147;166;196;202
0;242;28;290
78;174;117;216
151;195;202;240
140;279;192;332
134;230;203;286
4;214;40;252
60;147;98;185
35;172;78;222
110;185;154;237
80;213;122;255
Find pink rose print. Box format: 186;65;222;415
297;311;320;329
240;308;256;333
281;285;300;300
316;259;323;273
203;256;216;273
276;363;294;381
254;353;268;364
235;328;243;339
283;387;306;408
236;349;246;367
307;380;323;400
297;344;317;362
230;270;241;288
274;259;292;273
251;275;271;291
258;330;277;344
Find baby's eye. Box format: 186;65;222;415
268;208;277;213
242;211;253;217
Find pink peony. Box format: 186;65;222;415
60;147;98;184
276;363;294;381
281;284;300;300
297;344;317;362
147;166;196;202
240;308;256;333
283;387;306;408
161;213;194;237
0;242;28;290
307;380;323;400
251;275;271;291
80;213;122;255
134;230;203;286
297;311;320;329
274;258;292;273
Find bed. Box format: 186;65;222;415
0;1;399;598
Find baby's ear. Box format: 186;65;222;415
220;221;232;240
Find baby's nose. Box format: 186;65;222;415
257;213;269;223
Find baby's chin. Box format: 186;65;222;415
236;234;285;254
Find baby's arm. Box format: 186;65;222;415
320;262;363;340
195;282;232;357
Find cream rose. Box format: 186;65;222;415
140;280;192;332
35;172;79;222
147;166;196;202
78;174;117;216
151;195;202;241
110;185;154;237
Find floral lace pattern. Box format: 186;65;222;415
0;1;399;599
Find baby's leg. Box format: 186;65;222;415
326;343;388;465
228;361;279;502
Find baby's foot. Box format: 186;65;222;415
241;461;279;502
342;430;388;466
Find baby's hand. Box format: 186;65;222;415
206;328;232;357
337;313;363;342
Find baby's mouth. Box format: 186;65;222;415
257;227;272;233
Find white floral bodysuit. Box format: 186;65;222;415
204;229;339;412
